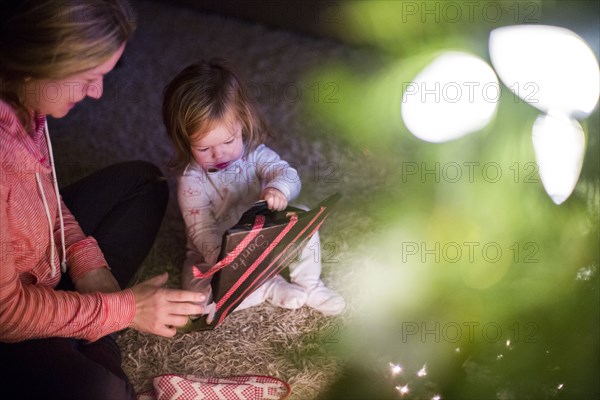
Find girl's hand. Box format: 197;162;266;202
260;187;288;211
129;273;205;338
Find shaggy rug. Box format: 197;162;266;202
50;1;382;398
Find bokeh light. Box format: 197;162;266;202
532;112;586;204
489;25;600;119
401;52;499;143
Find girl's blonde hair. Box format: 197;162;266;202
162;58;269;172
0;0;136;129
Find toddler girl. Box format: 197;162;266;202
162;59;345;316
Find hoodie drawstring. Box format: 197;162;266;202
35;120;66;277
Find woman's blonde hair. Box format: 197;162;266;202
0;0;136;128
162;58;269;172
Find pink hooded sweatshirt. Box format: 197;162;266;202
0;100;135;342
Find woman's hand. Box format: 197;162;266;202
74;268;121;293
260;187;288;211
129;273;205;338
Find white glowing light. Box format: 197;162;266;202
489;25;599;119
417;365;427;377
576;265;596;281
497;354;504;360
432;396;442;400
532;113;586;204
401;52;499;143
557;384;564;390
396;384;410;396
506;339;511;347
455;347;461;353
389;363;403;375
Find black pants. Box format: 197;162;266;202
0;161;168;400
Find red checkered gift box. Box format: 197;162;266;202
137;374;291;400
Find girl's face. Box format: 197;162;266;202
23;43;126;118
191;119;244;172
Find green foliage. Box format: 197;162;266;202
304;1;599;398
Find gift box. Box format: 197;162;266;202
182;193;341;331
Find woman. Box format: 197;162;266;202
0;1;204;399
